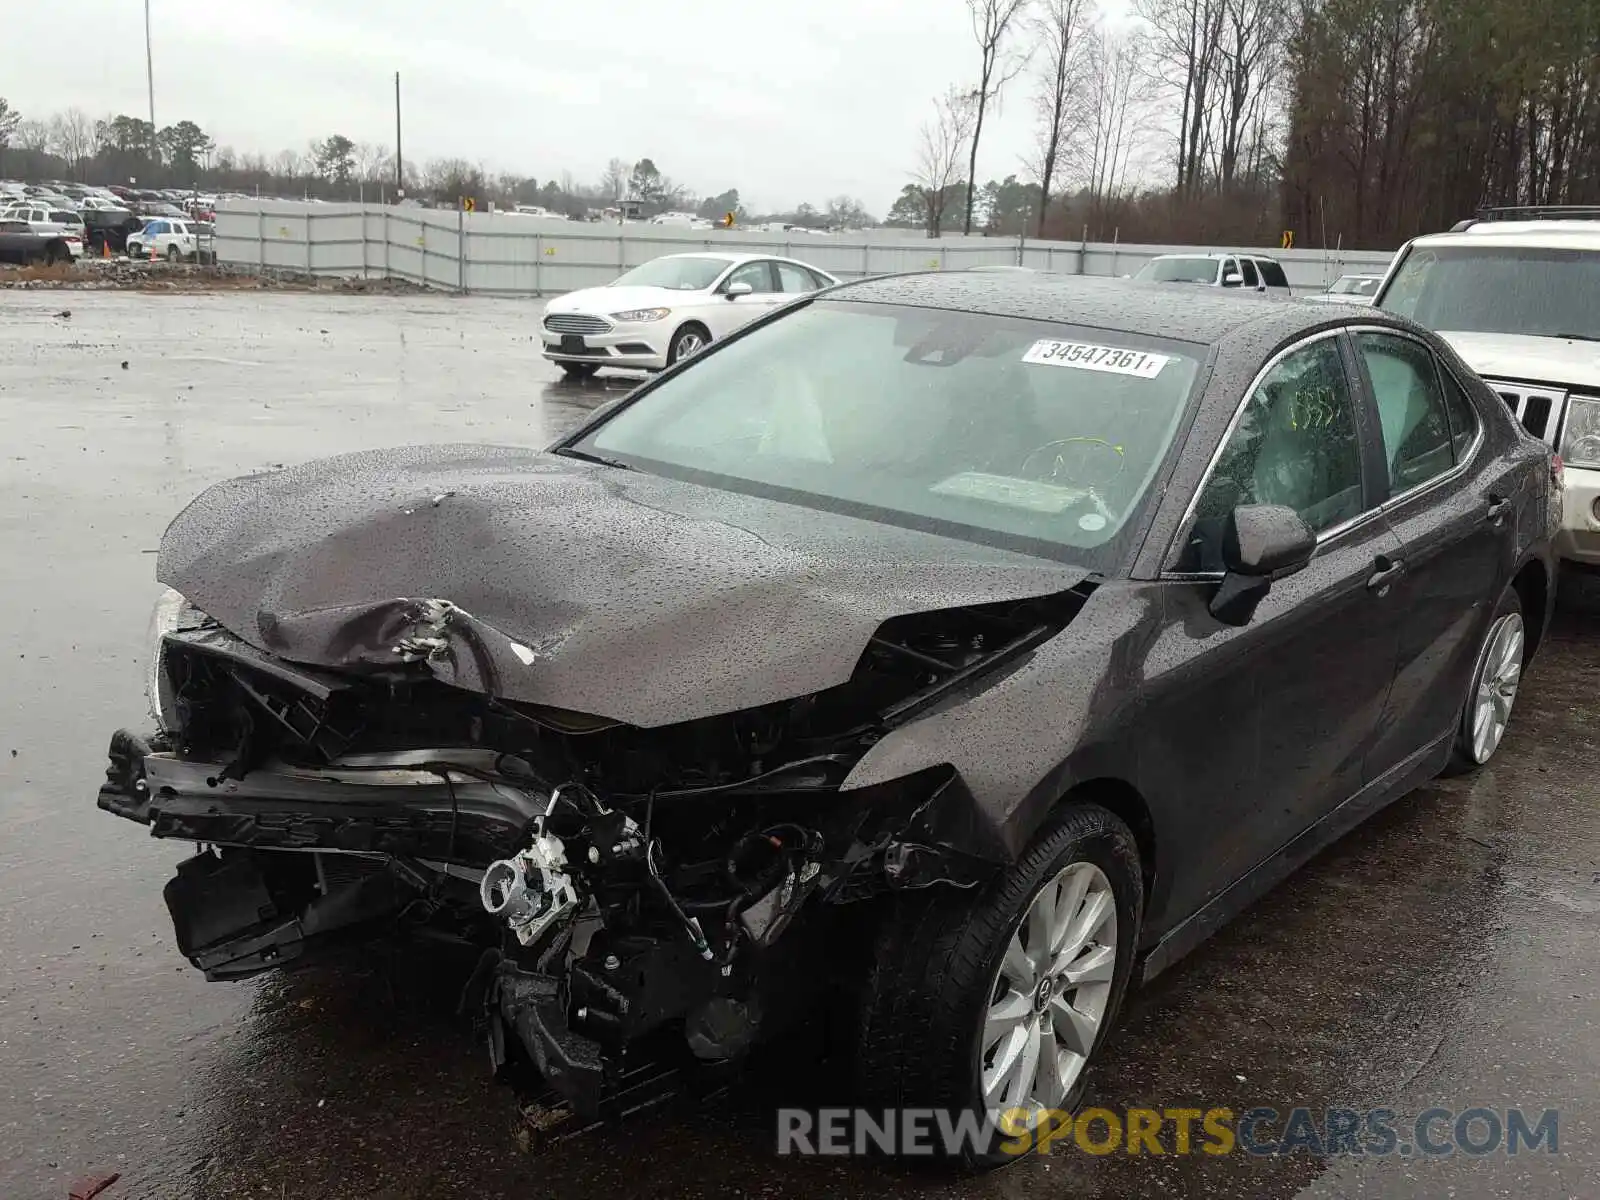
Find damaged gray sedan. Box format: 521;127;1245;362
100;273;1557;1160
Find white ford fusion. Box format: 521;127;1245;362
541;252;840;378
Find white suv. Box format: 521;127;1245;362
127;218;201;262
1374;210;1600;564
1133;252;1293;296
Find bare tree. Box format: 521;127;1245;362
1029;0;1093;234
1081;27;1152;223
1209;0;1284;190
599;157;630;201
912;87;979;237
15;118;49;154
963;0;1033;234
1136;0;1227;194
352;142;390;182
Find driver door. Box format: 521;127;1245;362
1139;331;1404;923
709;260;782;338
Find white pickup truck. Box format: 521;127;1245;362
1374;209;1600;564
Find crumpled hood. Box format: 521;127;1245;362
157;445;1088;727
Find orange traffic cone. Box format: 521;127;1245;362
101;240;110;259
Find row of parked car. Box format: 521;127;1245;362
0;179;216;260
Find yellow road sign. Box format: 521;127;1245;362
1281;229;1295;250
462;196;477;213
723;211;736;228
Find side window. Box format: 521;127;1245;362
1221;258;1240;286
775;262;816;293
1438;366;1481;462
146;221;167;236
724;261;776;293
1238;258;1260;288
1357;332;1455;493
1258;260;1290;289
806;268;832;290
1177;339;1364;572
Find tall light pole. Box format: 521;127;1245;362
394;72;404;198
144;0;158;159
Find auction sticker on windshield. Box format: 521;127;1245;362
1023;340;1170;378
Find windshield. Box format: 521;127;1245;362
611;256;731;291
1136;257;1220;284
574;301;1204;567
1378;245;1600;339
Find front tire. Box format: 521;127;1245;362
666;323;710;366
1444;587;1525;774
856;803;1143;1166
559;362;600;381
167;244;182;262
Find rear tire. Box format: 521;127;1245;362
1443;587;1525;775
855;802;1143;1167
559;362;600;381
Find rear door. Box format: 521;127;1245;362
1350;328;1521;773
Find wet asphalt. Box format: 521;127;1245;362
1;292;1595;1200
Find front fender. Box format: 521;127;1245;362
840;582;1158;860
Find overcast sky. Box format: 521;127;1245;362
8;0;1133;213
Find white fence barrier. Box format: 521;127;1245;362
214;200;1395;297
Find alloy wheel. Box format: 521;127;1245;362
977;860;1118;1119
1469;612;1524;764
673;330;705;359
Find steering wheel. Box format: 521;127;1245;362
1019;437;1127;489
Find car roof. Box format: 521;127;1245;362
1410;225;1600;250
1147;251;1282;262
826;271;1401;347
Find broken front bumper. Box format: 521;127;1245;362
99;729;543;864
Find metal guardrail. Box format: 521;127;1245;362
213;202;1397;297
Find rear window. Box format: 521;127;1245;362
0;220;29;233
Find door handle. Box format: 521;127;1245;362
1367;555;1405;594
1485;494;1512;524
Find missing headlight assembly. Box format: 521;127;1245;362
98;586;1088;1115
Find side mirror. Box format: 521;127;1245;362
1208;504;1317;626
725;280;753;298
1221;271;1243;288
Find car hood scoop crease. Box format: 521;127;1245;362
157;444;1088;727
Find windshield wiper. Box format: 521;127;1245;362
555;446;634;471
1547;332;1600;343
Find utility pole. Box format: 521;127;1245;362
394;72;404;198
144;0;159;164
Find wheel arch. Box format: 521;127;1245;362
1056;777;1157;904
1510;555;1550;661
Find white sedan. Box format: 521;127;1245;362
541;252;840;378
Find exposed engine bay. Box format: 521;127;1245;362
100;586;1087;1115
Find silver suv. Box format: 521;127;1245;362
1133;252;1293;295
1374;207;1600;564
